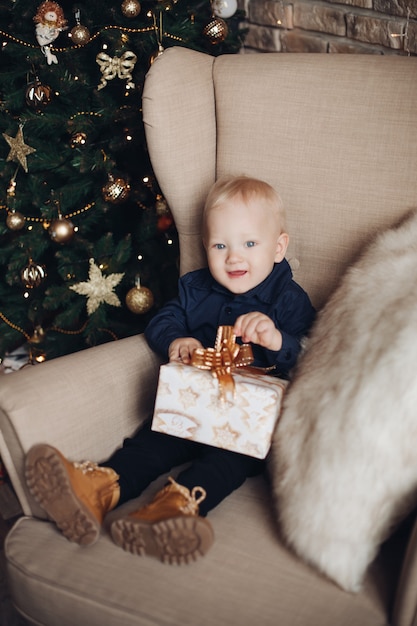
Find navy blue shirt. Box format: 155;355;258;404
145;260;315;378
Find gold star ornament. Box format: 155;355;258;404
70;258;125;315
3;126;36;173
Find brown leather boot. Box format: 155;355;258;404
110;477;214;564
25;443;120;546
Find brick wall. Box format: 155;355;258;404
240;0;417;55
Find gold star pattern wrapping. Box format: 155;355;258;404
69;258;124;315
2;126;36;173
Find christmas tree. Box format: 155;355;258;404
0;0;244;366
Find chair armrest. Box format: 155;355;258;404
0;335;163;517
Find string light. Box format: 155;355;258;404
69;111;102;120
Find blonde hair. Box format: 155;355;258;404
34;1;67;27
203;175;286;239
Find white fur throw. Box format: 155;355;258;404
269;210;417;593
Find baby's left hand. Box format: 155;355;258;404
233;312;282;352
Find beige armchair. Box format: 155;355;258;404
1;47;417;626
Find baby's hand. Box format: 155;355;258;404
233;312;282;352
168;337;204;364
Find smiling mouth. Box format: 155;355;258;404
227;270;247;278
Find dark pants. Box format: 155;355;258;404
103;419;264;516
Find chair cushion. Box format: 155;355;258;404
6;476;388;626
269;210;417;592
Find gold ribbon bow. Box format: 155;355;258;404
96;51;137;90
191;326;255;401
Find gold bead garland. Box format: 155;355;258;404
95;328;119;341
0;24;184;58
50;321;88;335
0;201;95;228
0;310;90;342
0;311;31;341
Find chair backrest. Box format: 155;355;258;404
143;47;417;310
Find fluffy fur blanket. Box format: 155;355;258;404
269;209;417;592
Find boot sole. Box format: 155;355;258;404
110;515;214;564
25;444;100;546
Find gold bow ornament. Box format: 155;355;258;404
96;51;137;90
191;326;271;401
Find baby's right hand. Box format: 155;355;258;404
168;337;203;364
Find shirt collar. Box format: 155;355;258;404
211;259;293;303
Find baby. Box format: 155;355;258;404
25;175;315;564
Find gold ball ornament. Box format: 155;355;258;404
49;217;75;243
121;0;141;17
102;175;131;204
125;285;154;314
21;261;47;288
70;24;90;45
25;78;52;110
6;210;25;231
203;17;228;43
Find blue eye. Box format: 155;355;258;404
214;243;225;249
245;241;256;248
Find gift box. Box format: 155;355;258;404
151;327;288;459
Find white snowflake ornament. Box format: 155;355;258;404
70;258;124;315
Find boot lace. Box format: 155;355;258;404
168;477;207;515
73;460;115;477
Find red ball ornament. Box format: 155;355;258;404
157;214;173;232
